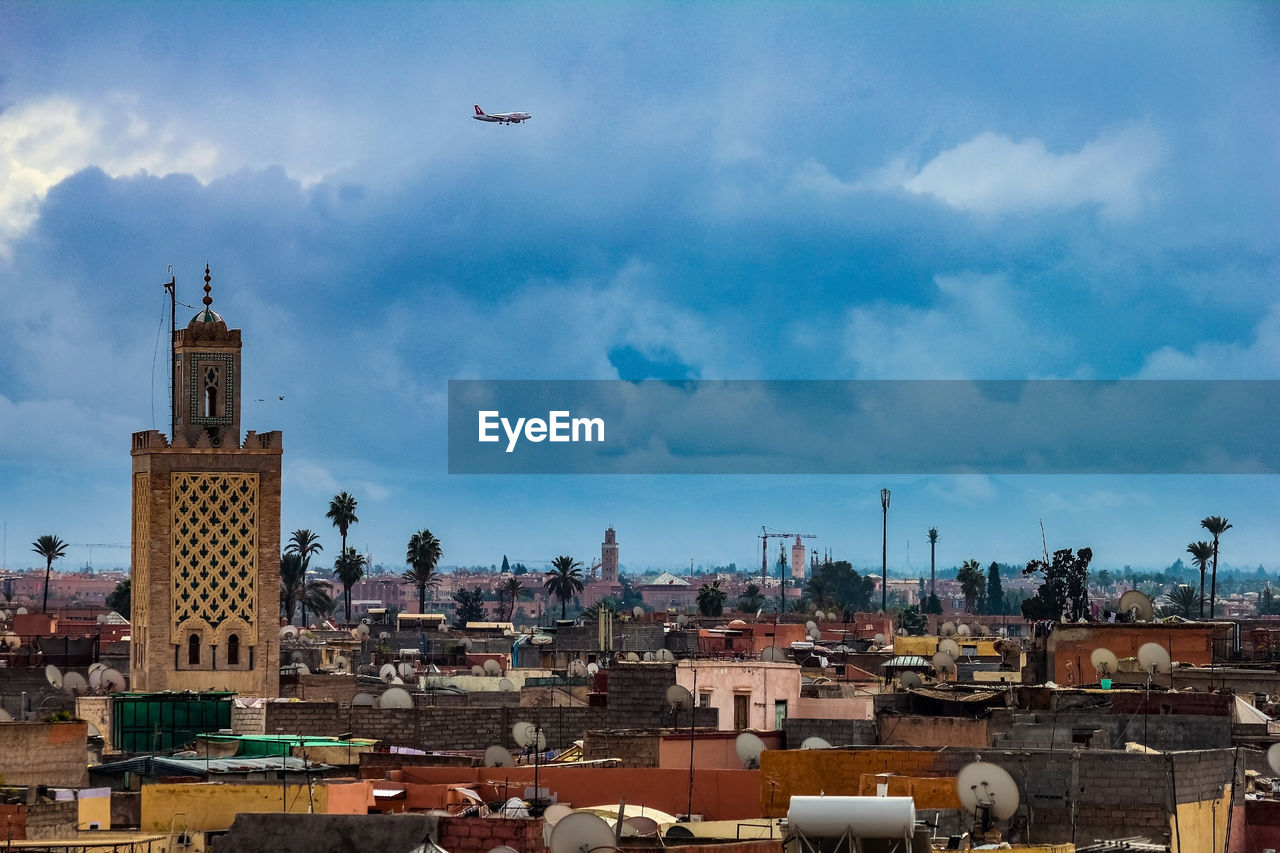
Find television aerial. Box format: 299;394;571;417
899;671;923;690
351;693;376;706
665;684;693;710
1089;648;1120;678
1119;590;1155;622
735;731;766;769
800;736;832;750
379;687;413;709
1137;642;1172;676
956;760;1021;834
484;744;516;767
45;664;62;689
549;812;616;853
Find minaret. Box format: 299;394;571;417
601;527;619;584
130;265;282;696
791;535;807;580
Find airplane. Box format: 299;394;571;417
472;104;531;125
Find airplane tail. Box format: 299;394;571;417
474;105;485;116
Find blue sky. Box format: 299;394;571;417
1;2;1276;575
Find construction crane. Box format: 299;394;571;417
68;543;128;571
758;527;816;587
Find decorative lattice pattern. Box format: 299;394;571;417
132;473;150;668
188;352;235;425
171;472;258;634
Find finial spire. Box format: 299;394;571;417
203;263;213;308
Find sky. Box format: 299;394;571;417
1;2;1277;577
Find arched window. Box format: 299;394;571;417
205;385;218;417
227;634;240;666
188;634;200;665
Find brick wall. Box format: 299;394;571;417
782;718;877;749
0;722;90;787
581;731;660;767
232;702;267;735
437;815;547;853
24;800;79;841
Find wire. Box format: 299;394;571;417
150;289;169;428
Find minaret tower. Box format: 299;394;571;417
601;527;619;584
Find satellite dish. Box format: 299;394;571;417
1137;642;1172;675
16;607;28;615
735;732;766;769
499;678;515;691
101;669;126;692
356;623;371;636
379;663;397;683
0;709;11;722
396;661;415;678
334;655;349;671
632;606;644;619
549;812;616;853
957;623;972;637
939;638;962;660
89;662;108;675
873;633;887;646
932;652;957;676
88;668;103;690
490;847;521;853
941;621;956;636
484;659;503;675
676;614;689;627
800;736;832;750
899;671;923;690
1;632;19;651
45;664;63;688
352;692;375;706
656;649;675;662
293;663;311;675
291;650;305;663
666;684;694;709
1119;590;1155;622
471;665;485;676
761;646;789;662
1267;743;1280;776
814;610;826;621
280;625;299;640
378;631;390;641
1090;648;1120;677
484;744;516;767
62;672;88;696
389;675;403;684
512;721;537;748
622;816;661;839
956;760;1021;822
568;659;588;677
805;620;818;632
457;637;473;651
642;651;656;662
543;804;574;828
586;662;599;674
624;652;640;662
379;687;413;709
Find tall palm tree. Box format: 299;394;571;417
957;559;984;614
697;580;727;617
544;555;584;620
927;527;939;599
1187;541;1214;619
738;582;766;614
280;551;306;624
333;546;368;624
285;529;324;625
1159;584;1202;619
325;492;359;556
32;535;68;614
404;529;443;614
1201;516;1232;619
498;576;526;621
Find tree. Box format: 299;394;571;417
106;579;131;618
1263;585;1274;617
281;551;305;624
498;576;526;621
738;583;766;613
697;580;727;617
512;562;529;575
403;529;443;614
500;555;511;575
1158;584;1202;619
923;593;943;615
986;562;1005;615
805;559;875;620
1022;547;1093;622
333;546;368;623
544;555;584;619
897;604;927;636
285;529;324;625
32;534;68;614
927;527;940;599
1201;516;1232;619
957;560;985;614
325;492;359;556
1186;541;1213;620
452;586;486;627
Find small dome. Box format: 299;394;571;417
190;307;224;326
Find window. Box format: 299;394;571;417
227;634;240;666
699;692;711;708
774;699;788;730
733;694;750;730
188;634;200;665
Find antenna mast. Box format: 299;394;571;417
164;267;176;438
1040;519;1050;564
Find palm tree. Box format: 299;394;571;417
498;576;526;621
280;551;306;624
403;529;443;614
957;559;984;614
333;546;368;623
697;580;727;617
1187;541;1214;619
32;535;68;614
285;529;324;625
1159;584;1202;619
738;582;766;614
927;527;940;599
1201;516;1232;619
544;555;584;620
325;492;359;556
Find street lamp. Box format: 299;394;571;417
880;488;891;613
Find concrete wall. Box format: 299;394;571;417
24;800;79;841
791;695;873;721
141;783;333;832
0;721;89;786
1047;623;1215;685
438;815;546;853
877;714;990;748
781;717;876;749
675;660;801;731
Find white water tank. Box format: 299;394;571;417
787;796;916;839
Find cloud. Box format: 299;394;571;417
0;96;219;253
1136;304;1280;379
900;126;1163;218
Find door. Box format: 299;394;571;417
733;694;750;730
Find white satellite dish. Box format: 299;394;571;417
293;663;311;675
397;661;415;678
666;684;694;709
656;648;675;662
941;621;956;636
549;812;615;853
800;736;832;750
471;665;485;676
622;816;660;838
45;664;63;689
1090;648;1120;677
632;606;644;619
0;709;11;722
16;607;27;615
389;675;403;684
356;623;371;636
1;632;19;651
513;721;546;750
956;760;1021;822
499;678;515;691
1137;642;1172;675
568;660;588;677
291;650;305;663
939;638;962;660
807;626;822;641
543;803;574;828
873;633;887;646
379;631;390;641
457;637;473;651
379;687;413;709
484;744;516;767
484;659;502;675
899;671;923;690
957;623;972;637
1267;743;1280;776
88;662;108;675
735;731;766;769
676;614;689;627
805;620;818;632
761;646;789;662
932;652;957;676
280;625;298;640
334;655;349;671
586;662;599;675
814;610;826;621
88;668;103;690
62;672;88;696
379;663;397;683
101;669;126;692
1119;590;1155;622
352;692;376;706
642;651;656;662
624;652;640;662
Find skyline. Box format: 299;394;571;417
1;3;1276;574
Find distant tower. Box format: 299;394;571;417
791;535;807;580
129;266;282;695
601;527;619;583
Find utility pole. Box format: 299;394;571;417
881;489;891;613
